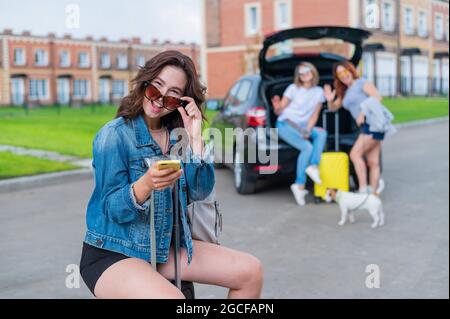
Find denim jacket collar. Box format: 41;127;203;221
132;114;179;151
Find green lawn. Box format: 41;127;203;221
384;97;449;123
0;98;446;160
0;151;79;180
0;105;219;159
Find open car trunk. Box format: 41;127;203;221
259;26;371;141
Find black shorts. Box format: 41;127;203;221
79;242;130;296
79;242;195;298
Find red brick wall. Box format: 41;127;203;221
293;0;349;27
205;0;351;98
206;51;244;98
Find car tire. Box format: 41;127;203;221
233;148;257;194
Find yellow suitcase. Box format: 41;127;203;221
314;110;349;199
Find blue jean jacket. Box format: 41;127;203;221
83;114;215;264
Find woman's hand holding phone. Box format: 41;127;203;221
144;161;182;191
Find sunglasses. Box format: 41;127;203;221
143;82;189;111
336;69;351;79
298;67;312;75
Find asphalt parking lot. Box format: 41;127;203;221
0;122;448;298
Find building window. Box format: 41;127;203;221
34;49;48;66
364;0;379;29
136;55;146;68
275;0;291;30
73;79;90;99
434;14;444;40
403;6;415;35
78;52;90;68
29;79;48;100
446;18;449;42
13;48;26;66
117;54;128;70
112;80;126;98
418;10;428;38
382;1;395;32
245;3;262;37
59;50;70;67
100;52;111;69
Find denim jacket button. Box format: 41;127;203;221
182;186;187;193
96;239;103;246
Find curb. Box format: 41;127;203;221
0;168;93;194
394;116;449;129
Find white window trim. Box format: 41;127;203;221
117;54;128;70
244;2;262;37
446;17;449;42
136;55;145;67
417;9;428;38
13;47;26;66
112;79;127;98
34;49;49;66
364;0;380;29
100;53;111;69
434;13;444;40
28;79;50;101
274;0;292;30
403;5;415;35
78;52;90;68
59;50;71;67
381;0;395;32
73;79;91;99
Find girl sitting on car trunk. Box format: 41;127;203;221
271;62;327;206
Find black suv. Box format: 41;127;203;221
210;26;372;194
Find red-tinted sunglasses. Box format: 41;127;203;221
143;82;189;111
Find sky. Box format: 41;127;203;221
0;0;203;44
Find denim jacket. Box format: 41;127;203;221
83;114;215;264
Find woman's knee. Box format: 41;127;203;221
301;142;313;157
366;156;380;169
237;254;264;288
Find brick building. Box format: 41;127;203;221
0;30;200;106
202;0;449;98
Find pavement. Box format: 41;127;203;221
0;121;448;299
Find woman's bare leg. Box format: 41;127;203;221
350;134;379;190
94;257;185;299
365;141;382;193
158;240;264;299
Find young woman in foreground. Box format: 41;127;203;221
79;51;263;299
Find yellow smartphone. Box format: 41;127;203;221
156;159;181;171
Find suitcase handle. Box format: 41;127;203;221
322;109;340;152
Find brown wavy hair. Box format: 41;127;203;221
332;60;360;99
116;50;207;129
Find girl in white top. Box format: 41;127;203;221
272;62;327;206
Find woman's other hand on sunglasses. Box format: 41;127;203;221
177;96;204;156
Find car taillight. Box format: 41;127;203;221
246;106;266;127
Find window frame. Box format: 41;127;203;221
417;9;428;38
34;48;49;67
274;0;292;30
13;47;26;66
28;79;49;100
245;2;262;37
78;52;90;68
403;5;415;36
59;50;71;67
381;0;395;32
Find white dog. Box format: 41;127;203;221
325;189;385;228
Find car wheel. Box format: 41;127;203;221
233;148;257;194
